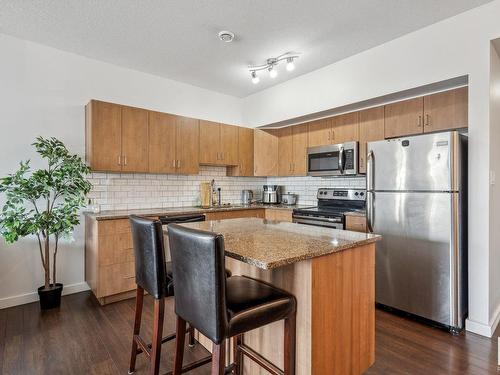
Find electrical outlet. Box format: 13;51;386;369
491;171;496;186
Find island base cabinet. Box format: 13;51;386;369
194;243;375;375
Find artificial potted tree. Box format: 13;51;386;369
0;137;91;309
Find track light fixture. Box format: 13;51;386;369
248;52;300;83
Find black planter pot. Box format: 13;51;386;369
37;283;63;310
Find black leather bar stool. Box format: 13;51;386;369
128;215;212;375
168;224;297;375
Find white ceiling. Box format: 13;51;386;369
0;0;492;97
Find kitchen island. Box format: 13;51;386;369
171;218;381;375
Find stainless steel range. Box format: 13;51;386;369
292;188;366;229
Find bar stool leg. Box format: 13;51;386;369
173;316;187;375
211;342;226;375
129;286;144;374
188;324;196;347
284;313;296;375
232;334;243;375
150;297;165;375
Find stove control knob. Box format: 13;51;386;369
360;192;364;196
355;192;359;196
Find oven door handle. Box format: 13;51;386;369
292;214;342;223
338;146;345;175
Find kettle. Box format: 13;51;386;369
241;190;254;205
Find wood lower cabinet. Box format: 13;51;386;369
85;209;266;304
358;107;385;174
423;86;468;132
227;127;254;177
345;214;367;232
205;209;265;221
254;129;278;176
264;209;293;222
85;216;143;305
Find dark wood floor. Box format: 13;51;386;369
0;291;498;375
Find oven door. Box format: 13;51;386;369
292;214;344;229
307;142;358;177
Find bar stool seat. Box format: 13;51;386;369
226;276;296;337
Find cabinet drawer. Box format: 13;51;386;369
205;209;265;221
98;261;136;298
265;209;293;222
98;232;134;266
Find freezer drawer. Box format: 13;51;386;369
370;191;455;326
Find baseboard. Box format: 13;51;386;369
0;282;90;310
466;304;500;337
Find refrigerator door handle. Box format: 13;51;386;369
339;146;345;174
367;150;374;191
367;191;374;233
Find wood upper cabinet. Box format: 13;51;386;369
148;111;177;174
199;120;220;164
176;116;199;174
308;118;331;147
86;100;122;172
220;124;239;165
384;97;424;138
254;129;278;176
278;126;293;176
86;100;149;173
227;127;254;177
423;87;468;132
121;106;149;172
331;112;359;143
358;107;385;174
199;121;238;165
292;123;309;176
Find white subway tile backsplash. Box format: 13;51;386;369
86;166;366;211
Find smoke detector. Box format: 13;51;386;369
218;30;235;43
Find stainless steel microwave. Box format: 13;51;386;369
307;142;358;176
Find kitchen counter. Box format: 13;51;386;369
84;203;305;221
175;218;379;269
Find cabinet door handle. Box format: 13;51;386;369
425;114;430;127
172;160;176;168
328;130;331;141
118;155;122;166
417;115;422;128
177;160;181;168
360;156;364;168
123;275;135;280
123;156;127;166
331;130;335;141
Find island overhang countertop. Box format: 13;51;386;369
169;217;381;269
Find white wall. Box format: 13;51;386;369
0;33;243;309
489;42;500;332
242;1;500;336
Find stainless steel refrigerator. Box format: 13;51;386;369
366;131;467;332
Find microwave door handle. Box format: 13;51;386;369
338;146;345;174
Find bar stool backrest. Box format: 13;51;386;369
168;224;228;344
129;215;168;299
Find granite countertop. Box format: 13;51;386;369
84;203;307;221
171;218;381;269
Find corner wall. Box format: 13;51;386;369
242;1;500;336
